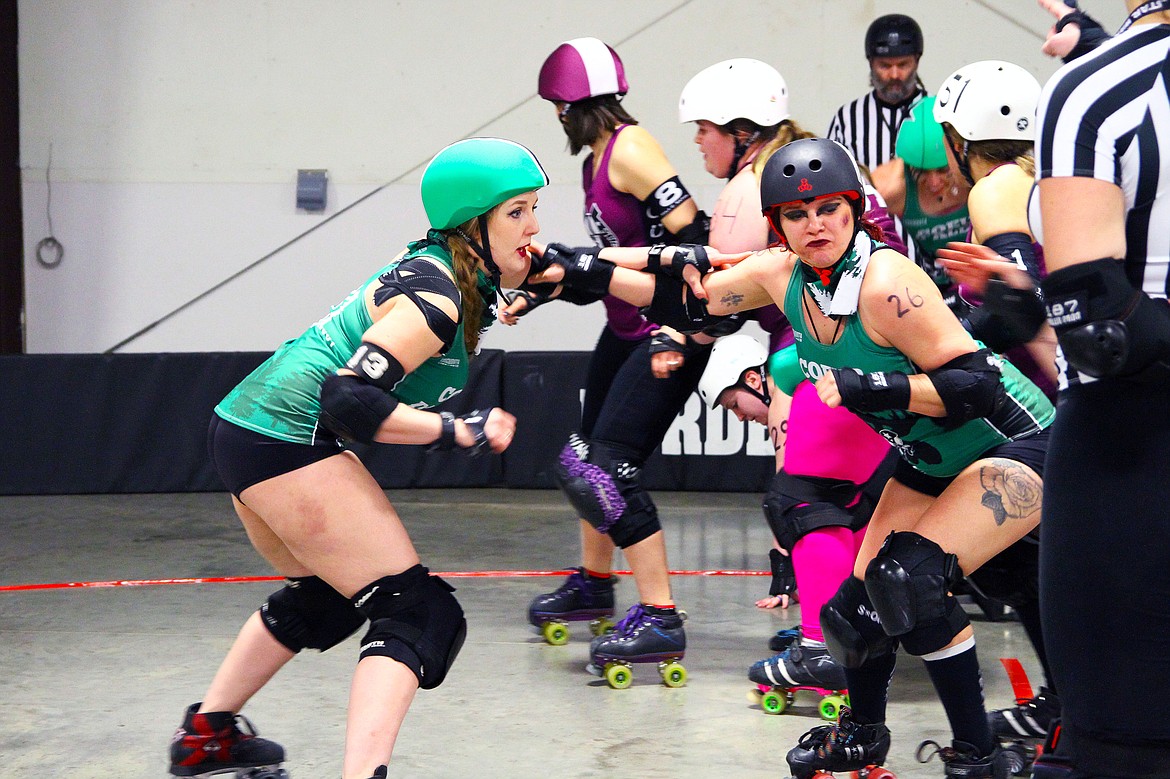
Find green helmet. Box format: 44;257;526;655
421;138;549;230
895;97;948;171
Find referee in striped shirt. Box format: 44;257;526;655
1035;2;1170;775
828;14;928;267
827;13;928;171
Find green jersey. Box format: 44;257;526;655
215;234;481;445
785;240;1054;478
901;169;971;260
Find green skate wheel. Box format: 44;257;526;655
590;617;614;636
819;694;847;721
760;689;787;715
541;621;569;646
660;661;686;688
605;662;633;689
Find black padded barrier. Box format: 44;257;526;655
0;350;774;495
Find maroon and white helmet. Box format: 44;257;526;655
538;37;628;103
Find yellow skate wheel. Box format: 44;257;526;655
660;661;686;688
605;662;633;689
541;621;569;646
819;694;847;721
760;689;787;715
590;617;614;636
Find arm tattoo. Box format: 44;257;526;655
978;459;1042;526
719;290;745;309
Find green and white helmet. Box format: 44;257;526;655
421;138;549;230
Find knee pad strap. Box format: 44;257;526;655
820;576;897;668
353;565;467;690
763;471;857;550
261;576;365;653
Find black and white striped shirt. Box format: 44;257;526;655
827;87;928;171
828;87;929;267
1036;24;1170;388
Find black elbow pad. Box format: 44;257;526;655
670;209;710;245
926;348;1005;429
318;374;399;444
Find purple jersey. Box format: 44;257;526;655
752;304;794;355
582;125;656;340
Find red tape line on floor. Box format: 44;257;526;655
0;569;767;592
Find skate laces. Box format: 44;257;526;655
613;603;649;636
229;714;260;740
556;568;588;595
915;739;980;765
798;706;866;756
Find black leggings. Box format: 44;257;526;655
579;325;710;462
1042;380;1170;774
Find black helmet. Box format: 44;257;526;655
760;138;865;216
865;14;923;59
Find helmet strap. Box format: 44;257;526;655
945;133;976;187
456;216;502;291
726;130;761;180
741;371;771;407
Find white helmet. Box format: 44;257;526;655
698;334;769;408
678;58;789;127
933;60;1041;142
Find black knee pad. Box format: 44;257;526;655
864;531;970;656
554;433;626;533
261;576;366;652
352;565;467;690
763;471;861;550
587;442;658;548
556;437;659;548
965;537;1039;611
820;576;898;668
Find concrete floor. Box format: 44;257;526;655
0;489;1043;779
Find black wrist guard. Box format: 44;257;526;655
666;244;711;279
768;548;796;597
1055;9;1111;63
455;409;492;456
502;281;559;317
1042;258;1170;381
648;331;695;358
645;244;668;274
542;243;615;297
833;368;912;413
431;411;457;450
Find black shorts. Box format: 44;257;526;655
207;414;343;499
893;427;1050;498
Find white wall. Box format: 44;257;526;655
17;0;1125;353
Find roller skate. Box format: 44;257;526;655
169;703;288;778
988;687;1059;773
988;658;1059;773
1030;719;1074;779
526;567;616;645
586;603;686;689
769;626;802;652
748;640;849;720
785;706;894;779
916;739;1022;779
